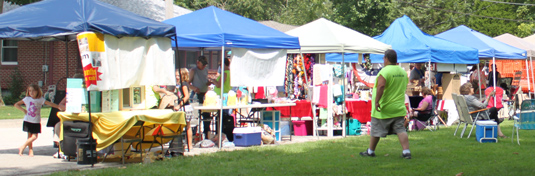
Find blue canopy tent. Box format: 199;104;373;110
163;6;300;148
436;25;526;59
0;0;177;163
436;25;527;103
0;0;175;41
370;15;479;65
0;0;176;78
163;6;299;49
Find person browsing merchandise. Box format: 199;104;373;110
409;63;425;86
189;56;212;139
209;57;231;96
360;49;412;159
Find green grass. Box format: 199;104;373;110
0;106;52;120
49;120;535;176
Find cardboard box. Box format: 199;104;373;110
441;73;461;100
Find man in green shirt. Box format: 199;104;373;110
360;49;411;159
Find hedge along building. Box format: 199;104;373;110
0;0;192;96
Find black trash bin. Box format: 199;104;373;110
76;138;97;165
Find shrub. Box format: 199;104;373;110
5;68;25;105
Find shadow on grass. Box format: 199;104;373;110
50;120;535;176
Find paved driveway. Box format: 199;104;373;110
0;119;118;176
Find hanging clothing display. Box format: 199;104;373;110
284;55;295;97
283;54;315;98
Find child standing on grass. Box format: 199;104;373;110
14;84;63;157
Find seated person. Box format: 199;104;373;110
485;82;505;111
410;87;433;121
153;85;178;109
459;83;506;138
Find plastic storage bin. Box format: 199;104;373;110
293;121;307;136
476;121;498;143
233;127;262;146
346;119;361;135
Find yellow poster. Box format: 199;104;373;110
77;32;104;90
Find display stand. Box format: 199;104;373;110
260;110;282;141
313;64;345;137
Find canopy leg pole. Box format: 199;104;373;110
531;56;535;98
173;36;189;151
341;49;346;138
218;46;225;150
65;41;69;78
428;59;431;89
493;57;496;107
298;50;317;138
526;59;531;98
477;62;482;99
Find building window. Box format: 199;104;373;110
1;40;18;65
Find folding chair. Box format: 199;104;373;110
411;96;441;131
119;121;145;164
96;121;146;163
452;94;491;138
512;99;535;145
151;124;184;156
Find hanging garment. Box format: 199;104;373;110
285;55;295;97
317;85;329;108
312;86;321;104
332;84;342;97
319;108;328;119
255;86;265;99
321;65;333;82
313;64;323;85
333;64;343;78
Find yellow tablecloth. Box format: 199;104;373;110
58;110;186;151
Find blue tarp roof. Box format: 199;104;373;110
435;25;527;59
0;0;176;40
370;15;479;64
163;6;300;49
326;53;360;63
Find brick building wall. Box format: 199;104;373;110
0;41;80;92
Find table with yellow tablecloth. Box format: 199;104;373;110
57;110;186;151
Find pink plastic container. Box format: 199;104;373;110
293;121;308;136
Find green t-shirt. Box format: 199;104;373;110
214;70;231;96
145;85;159;109
371;65;408;119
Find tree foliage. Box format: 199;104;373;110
4;0;38;5
331;0;390;36
175;0;535;38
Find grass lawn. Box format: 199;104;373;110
50;120;534;176
0;106;52;120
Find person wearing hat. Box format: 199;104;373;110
189;56;212;139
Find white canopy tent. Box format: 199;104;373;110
286;18;391;137
495;33;535;97
287;18;391;54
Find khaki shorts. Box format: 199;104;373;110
371;116;406;137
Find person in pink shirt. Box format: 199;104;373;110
410;88;433;121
